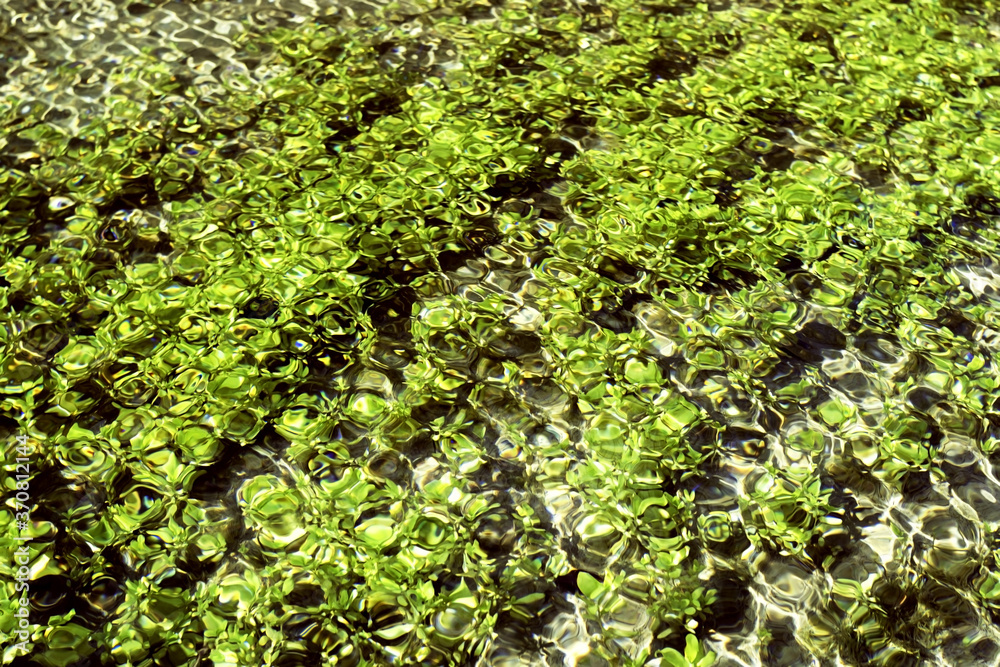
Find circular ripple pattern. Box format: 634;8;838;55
3;0;1000;666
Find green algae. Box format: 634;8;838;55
2;0;1000;665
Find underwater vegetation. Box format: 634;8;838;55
2;0;1000;665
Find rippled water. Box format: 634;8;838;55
3;0;1000;666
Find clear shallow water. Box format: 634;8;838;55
3;1;1000;666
